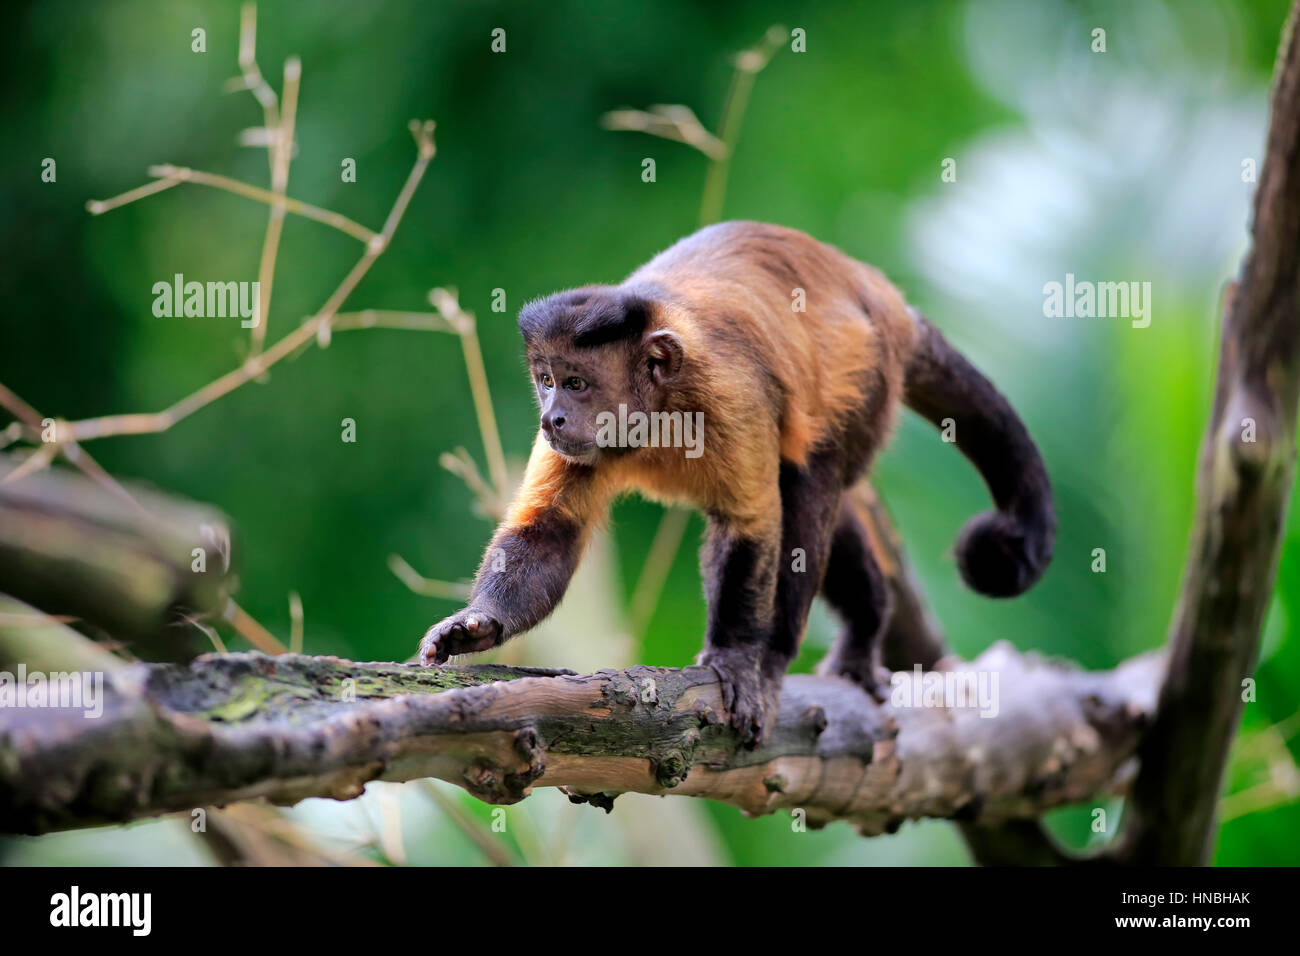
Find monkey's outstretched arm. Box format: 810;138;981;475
419;436;608;665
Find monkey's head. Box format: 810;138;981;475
518;286;685;465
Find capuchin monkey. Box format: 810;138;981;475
418;221;1055;746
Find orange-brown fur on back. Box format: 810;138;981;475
634;221;915;466
577;221;918;536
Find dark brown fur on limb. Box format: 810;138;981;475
0;643;1159;836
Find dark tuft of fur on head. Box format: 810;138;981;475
518;287;651;348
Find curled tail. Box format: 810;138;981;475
903;311;1055;597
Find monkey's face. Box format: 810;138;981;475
519;286;686;464
529;347;627;464
528;328;684;464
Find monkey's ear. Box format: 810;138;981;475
643;330;684;385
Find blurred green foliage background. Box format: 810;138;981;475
2;0;1298;865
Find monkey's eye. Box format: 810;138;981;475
539;373;554;389
563;377;587;392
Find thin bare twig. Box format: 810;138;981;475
373;784;406;865
0;388;150;515
609;26;785;641
250;55;301;356
601;105;727;160
429;287;509;500
0;382;44;427
422;781;519;867
439;447;502;518
627;507;689;638
0;444;57;485
83;172;186;215
59;124;436;445
223;599;288;655
387;554;472;601
329;310;455;335
699;25;786;227
288;590;304;655
87;165;375;244
233;3;280;140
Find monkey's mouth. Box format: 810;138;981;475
548;437;598;462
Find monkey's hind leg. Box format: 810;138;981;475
817;496;894;701
767;452;844;677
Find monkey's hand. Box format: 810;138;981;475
817;651;893;705
418;608;504;665
698;645;782;749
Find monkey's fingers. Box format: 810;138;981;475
419;621;467;666
712;667;738;712
729;705;763;749
867;666;893;705
419;612;502;665
417;625;452;666
703;662;771;749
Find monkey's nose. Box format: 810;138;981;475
542;412;566;435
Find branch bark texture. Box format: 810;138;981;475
0;647;1159;836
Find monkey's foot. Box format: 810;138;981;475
816;648;892;705
418;608;503;665
698;645;781;749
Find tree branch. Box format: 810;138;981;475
0;643;1160;836
855;483;1096;864
0;451;1161;851
0;455;232;663
1115;0;1300;865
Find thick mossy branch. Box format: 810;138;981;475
0;646;1160;835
